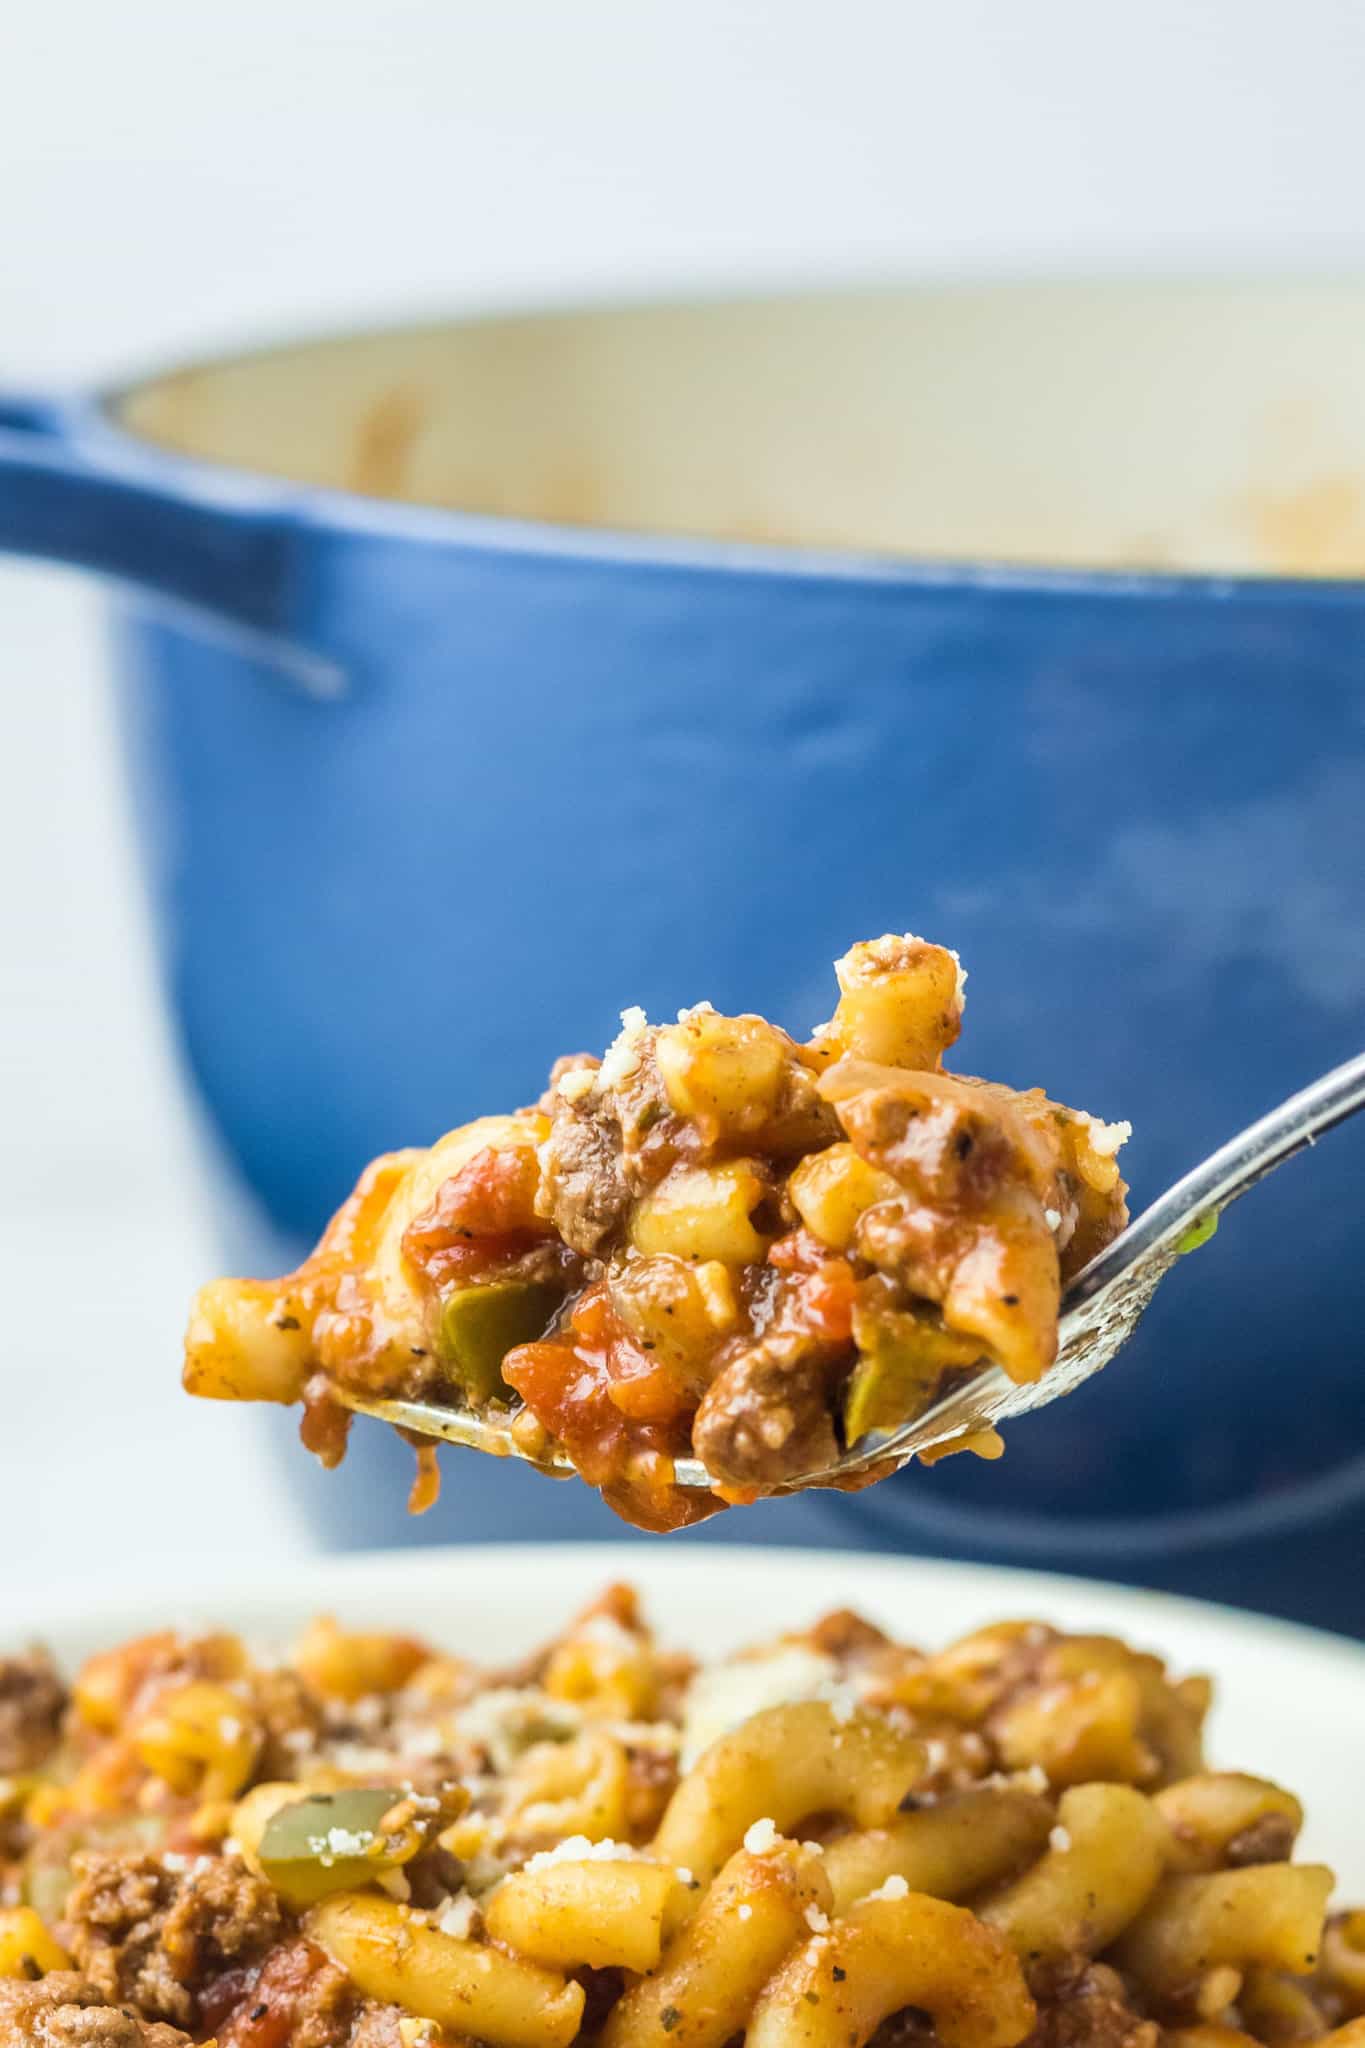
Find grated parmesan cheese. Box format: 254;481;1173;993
521;1835;639;1873
312;1826;370;1863
398;2021;439;2048
325;1742;401;1777
860;1873;910;1903
805;1904;830;1933
435;1891;481;1938
679;1645;841;1768
598;1006;650;1089
606;1720;682;1755
578;1613;641;1655
743;1817;781;1856
1049;1826;1072;1853
1077;1112;1132;1158
454;1688;583;1772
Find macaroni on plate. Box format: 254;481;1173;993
183;935;1131;1529
1;1586;1360;2048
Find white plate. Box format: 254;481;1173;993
10;1545;1364;1890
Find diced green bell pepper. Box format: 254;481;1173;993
1175;1210;1220;1255
843;1312;984;1447
257;1787;412;1907
437;1281;562;1403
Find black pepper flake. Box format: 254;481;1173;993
832;1965;847;1982
250;2005;269;2022
804;1990;821;2005
1001;1293;1019;1306
661;2007;682;2032
271;1314;301;1330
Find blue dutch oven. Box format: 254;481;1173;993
2;282;1363;1626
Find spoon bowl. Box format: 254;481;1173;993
333;1048;1365;1502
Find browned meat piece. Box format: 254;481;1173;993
804;1608;894;1661
1025;1961;1159;2048
537;1091;633;1254
0;1649;68;1772
692;1329;841;1487
62;1852;282;2030
624;1743;680;1839
0;1974;190;2047
248;1665;326;1777
1226;1811;1299;1865
868;2012;938;2048
350;2009;409;2047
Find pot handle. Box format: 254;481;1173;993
0;391;342;694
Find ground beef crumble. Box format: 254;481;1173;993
1224;1812;1297;1865
1025;1960;1158;2048
537;1089;634;1255
0;1650;68;1773
0;1972;191;2047
61;1852;281;2031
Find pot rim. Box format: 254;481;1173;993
68;276;1365;605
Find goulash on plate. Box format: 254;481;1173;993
1;1587;1359;2048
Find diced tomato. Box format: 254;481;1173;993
215;1939;341;2047
504;1286;713;1533
504;1336;624;1488
403;1144;554;1286
768;1231;858;1344
767;1228;818;1272
604;1349;693;1424
798;1260;858;1344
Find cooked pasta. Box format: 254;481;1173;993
0;1584;1354;2048
181;933;1131;1529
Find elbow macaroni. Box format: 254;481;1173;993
746;1890;1036;2048
653;1699;925;1884
485;1859;679;1973
0;1589;1355;2048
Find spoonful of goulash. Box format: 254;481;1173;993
184;935;1141;1529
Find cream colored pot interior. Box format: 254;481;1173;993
119;282;1365;576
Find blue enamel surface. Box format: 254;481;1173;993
3;384;1364;1629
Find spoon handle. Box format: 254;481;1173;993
1064;1047;1365;1315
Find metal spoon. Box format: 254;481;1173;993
332;1049;1365;1496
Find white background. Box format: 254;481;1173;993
5;0;1365;1573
